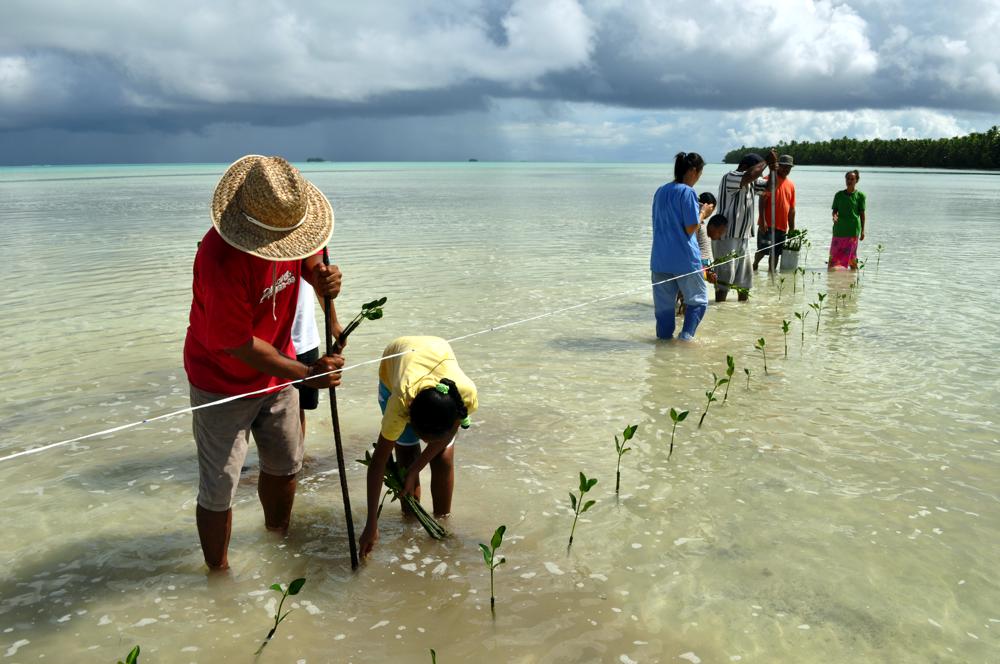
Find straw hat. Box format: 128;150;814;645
211;155;333;261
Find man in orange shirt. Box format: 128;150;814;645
753;154;796;272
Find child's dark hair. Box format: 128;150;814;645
673;152;705;182
410;378;468;438
707;214;728;230
846;169;860;181
698;192;716;206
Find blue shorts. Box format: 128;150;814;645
378;382;421;446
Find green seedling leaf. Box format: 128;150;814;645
581;500;596;513
586;478;598;491
479;543;492;564
491;525;506;551
569;492;577;511
118;645;140;664
623;424;638;441
269;583;283;592
288;578;306;596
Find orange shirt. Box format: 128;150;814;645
760;177;796;232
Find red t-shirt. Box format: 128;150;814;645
184;228;302;396
760;177;796;232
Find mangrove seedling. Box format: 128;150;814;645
754;337;768;375
335;296;387;351
744;367;751;390
810;292;826;334
431;650;437;664
568;472;598;547
777;277;785;301
795;310;810;346
722;354;735;404
698;372;728;428
255;578;306;656
668;408;689;459
614;424;639;493
358;450;449;540
711;250;740;267
781;320;790;358
808;302;820;333
875;244;885;272
118;646;140;664
717;280;750;299
479;525;507;611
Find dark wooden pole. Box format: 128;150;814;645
322;247;359;569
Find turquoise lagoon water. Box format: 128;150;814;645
0;162;998;662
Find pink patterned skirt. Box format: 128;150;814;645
829;236;859;268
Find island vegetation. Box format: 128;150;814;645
724;126;1000;170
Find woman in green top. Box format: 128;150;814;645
829;169;867;270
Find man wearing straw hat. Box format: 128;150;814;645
184;155;345;570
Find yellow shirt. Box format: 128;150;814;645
378;336;478;441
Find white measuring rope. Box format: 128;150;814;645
0;238;791;464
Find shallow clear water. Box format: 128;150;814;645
0;162;998;663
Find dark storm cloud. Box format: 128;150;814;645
0;0;997;162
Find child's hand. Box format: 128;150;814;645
402;470;419;498
359;523;379;558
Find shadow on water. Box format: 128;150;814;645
61;449;197;491
546;335;654;354
0;530;207;631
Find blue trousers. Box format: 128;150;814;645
652;271;708;340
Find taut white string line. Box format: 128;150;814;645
0;238;790;464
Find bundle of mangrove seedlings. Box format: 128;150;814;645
358;450;449;540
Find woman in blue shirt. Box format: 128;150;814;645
651;152;712;340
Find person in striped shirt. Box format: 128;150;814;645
712;150;778;301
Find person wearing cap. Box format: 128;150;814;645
713;149;778;301
359;336;478;558
184;155;345;570
753;154;797;272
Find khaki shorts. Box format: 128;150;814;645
191;385;303;511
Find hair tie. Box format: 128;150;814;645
435;383;450;394
460;416;472;429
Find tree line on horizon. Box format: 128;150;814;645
724;126;1000;170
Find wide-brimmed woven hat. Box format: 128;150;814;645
211;155;333;260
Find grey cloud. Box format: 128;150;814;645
0;0;997;163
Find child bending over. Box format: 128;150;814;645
359;336;478;558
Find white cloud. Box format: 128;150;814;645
0;0;594;105
0;0;997;162
720;108;976;149
0;56;33;103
